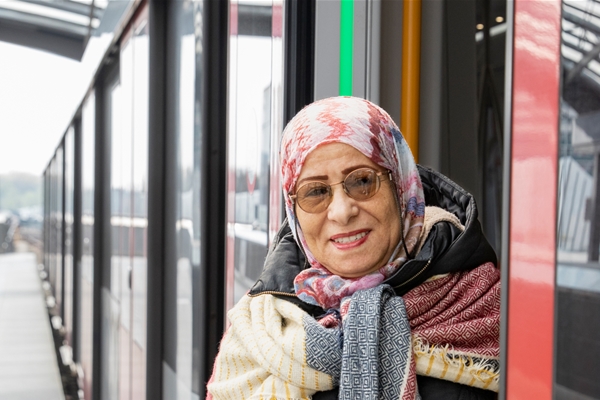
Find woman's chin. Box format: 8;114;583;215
323;259;382;279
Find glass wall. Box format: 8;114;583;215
80;92;95;400
555;0;600;397
226;0;284;309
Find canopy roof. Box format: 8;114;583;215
0;0;128;60
563;0;600;113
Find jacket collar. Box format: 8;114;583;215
249;166;497;306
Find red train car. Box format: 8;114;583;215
21;0;599;398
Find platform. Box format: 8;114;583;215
0;252;65;400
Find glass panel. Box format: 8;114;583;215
80;92;95;400
55;146;64;318
475;0;507;255
43;171;49;275
105;11;150;399
64;127;75;347
116;33;133;400
227;0;276;309
48;159;56;298
163;2;203;398
131;16;149;400
555;0;600;398
103;76;122;400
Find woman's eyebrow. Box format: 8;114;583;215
296;175;328;187
296;164;377;187
341;164;376;174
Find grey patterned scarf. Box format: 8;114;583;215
304;285;420;399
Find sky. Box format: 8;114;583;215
0;41;82;176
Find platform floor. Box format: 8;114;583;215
0;252;65;400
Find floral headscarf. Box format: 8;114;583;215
281;96;425;311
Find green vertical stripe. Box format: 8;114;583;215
340;0;353;96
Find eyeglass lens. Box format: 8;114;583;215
296;168;382;213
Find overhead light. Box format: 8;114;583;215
477;24;484;30
496;16;504;23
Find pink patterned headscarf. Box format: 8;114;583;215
281;97;425;312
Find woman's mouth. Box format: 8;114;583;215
331;231;369;248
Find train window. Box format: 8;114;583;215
555;0;600;397
226;0;283;310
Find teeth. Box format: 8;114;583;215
333;232;367;244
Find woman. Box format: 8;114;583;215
207;97;500;399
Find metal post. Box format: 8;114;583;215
588;152;600;261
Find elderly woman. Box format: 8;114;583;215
207;97;500;399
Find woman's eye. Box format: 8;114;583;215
303;185;329;198
349;174;373;188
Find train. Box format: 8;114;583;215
40;0;600;399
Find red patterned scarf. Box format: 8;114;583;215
406;262;500;390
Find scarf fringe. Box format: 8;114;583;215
412;336;500;392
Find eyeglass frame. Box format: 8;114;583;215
288;167;394;213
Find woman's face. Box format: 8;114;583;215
295;143;402;278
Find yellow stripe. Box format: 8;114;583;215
285;381;291;399
439;356;449;379
425;354;435;375
301;364;306;386
453;359;465;383
483;374;494;389
288;325;298;381
270;379;277;400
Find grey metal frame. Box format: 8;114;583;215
200;0;229;392
146;1;167;398
72;116;82;364
498;0;514;398
91;59;117;400
284;0;316;124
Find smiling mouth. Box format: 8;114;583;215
332;231;368;244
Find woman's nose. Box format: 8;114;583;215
326;186;358;224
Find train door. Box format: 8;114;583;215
505;0;600;398
554;0;600;396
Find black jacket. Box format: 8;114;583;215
248;165;498;399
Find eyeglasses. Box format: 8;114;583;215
289;168;393;214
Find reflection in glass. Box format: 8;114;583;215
130;19;149;399
227;1;275;307
104;16;150;398
556;1;600;397
163;2;203;398
64;127;75;348
80;92;95;400
55;147;64;319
